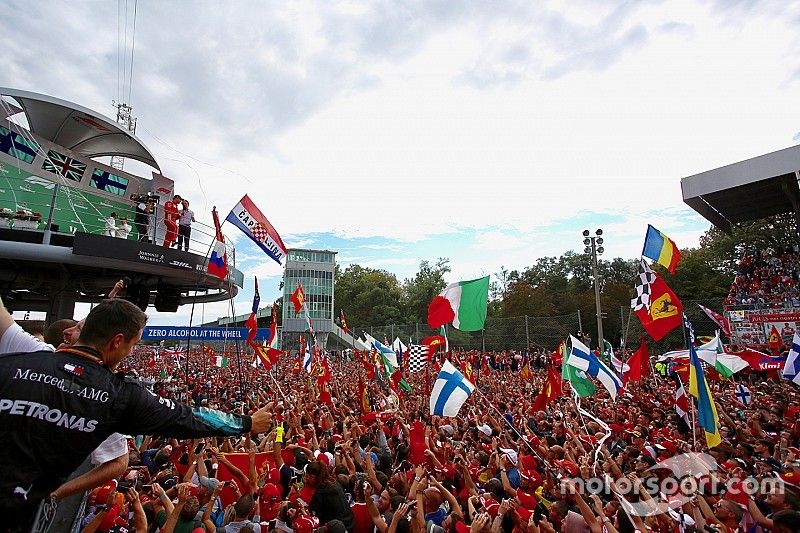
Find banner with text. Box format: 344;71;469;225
142;326;270;341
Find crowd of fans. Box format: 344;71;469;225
38;339;795;533
2;289;800;533
726;247;800;309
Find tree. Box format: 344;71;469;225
402;258;450;322
335;265;406;327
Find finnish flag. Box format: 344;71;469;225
568;335;623;400
430;360;475;417
783;333;800;386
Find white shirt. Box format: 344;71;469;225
104;217;117;237
179;208;194;226
116;220;131;239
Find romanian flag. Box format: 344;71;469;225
687;321;721;448
642;225;682;274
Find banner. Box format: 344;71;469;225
747;312;800;323
142;326;270;341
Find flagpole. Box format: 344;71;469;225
690;395;698;448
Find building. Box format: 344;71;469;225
281;248;352;350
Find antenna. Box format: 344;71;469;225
109;100;137;170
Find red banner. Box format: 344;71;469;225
747;312;800;323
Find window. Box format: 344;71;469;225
90;168;129;196
42;149;86;182
0;125;39;164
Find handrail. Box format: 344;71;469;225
0;173;234;258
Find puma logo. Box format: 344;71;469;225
14;484;33;500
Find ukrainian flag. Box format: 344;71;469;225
688;340;722;447
642;225;682;274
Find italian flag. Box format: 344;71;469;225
696;332;748;379
427;276;490;331
215;356;229;368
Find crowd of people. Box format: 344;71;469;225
1;292;799;533
726;248;800;309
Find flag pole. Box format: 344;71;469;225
690;395;698;448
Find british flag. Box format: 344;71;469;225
42;150;86;182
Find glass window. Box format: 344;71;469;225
42;149;86;182
90;168;129;196
0;125;39;164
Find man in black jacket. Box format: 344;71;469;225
0;298;274;529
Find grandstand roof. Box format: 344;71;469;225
0;87;160;170
681;144;800;233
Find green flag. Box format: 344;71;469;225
159;367;167;380
561;342;596;397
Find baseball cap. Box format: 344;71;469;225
499;448;518;466
198;476;220;492
477;424;492;436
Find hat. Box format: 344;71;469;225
609;423;625;433
294;515;319;533
499;448;519;466
519;455;539;471
441;424;455;436
759;458;783;471
262;483;281;501
516;490;538;510
554;460;578;477
477;424;492;436
642;446;657;460
483;498;500;517
198;476;220;492
658;441;678;453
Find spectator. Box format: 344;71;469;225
177;198;195;252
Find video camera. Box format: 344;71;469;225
130;192;160;204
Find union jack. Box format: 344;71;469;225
42;149;86;182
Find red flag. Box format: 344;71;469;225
675;380;690;424
519;362;532;381
697;304;731;336
421;335;446;353
292;354;301;375
340;310;350;334
768;325;782;354
362;358;375;380
531;366;562;411
147;352;156;369
290;281;305;314
427;296;456;329
624;337;649;382
634;268;683;341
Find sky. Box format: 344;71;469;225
2;0;799;326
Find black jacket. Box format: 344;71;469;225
310;482;355;531
0;347;252;507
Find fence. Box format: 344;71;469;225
320;299;729;356
321;312;583;353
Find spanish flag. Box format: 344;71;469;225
642;225;682;274
688;323;721;447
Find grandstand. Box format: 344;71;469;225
682;144;800;349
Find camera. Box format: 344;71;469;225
131;192;160;204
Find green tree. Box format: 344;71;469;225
402;258;450;322
335;264;406;327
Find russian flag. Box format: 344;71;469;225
208;208;228;280
226;194;287;266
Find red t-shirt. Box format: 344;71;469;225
350;502;373;533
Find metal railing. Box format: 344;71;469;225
0;172;233;260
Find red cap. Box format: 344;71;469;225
555;460;579;477
262;483;281;501
293;515;316;533
659;441;678;453
516;490;538;510
483;498;500;517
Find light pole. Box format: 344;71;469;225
583;229;604;353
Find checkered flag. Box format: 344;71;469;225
408;344;430;373
631;259;657;311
